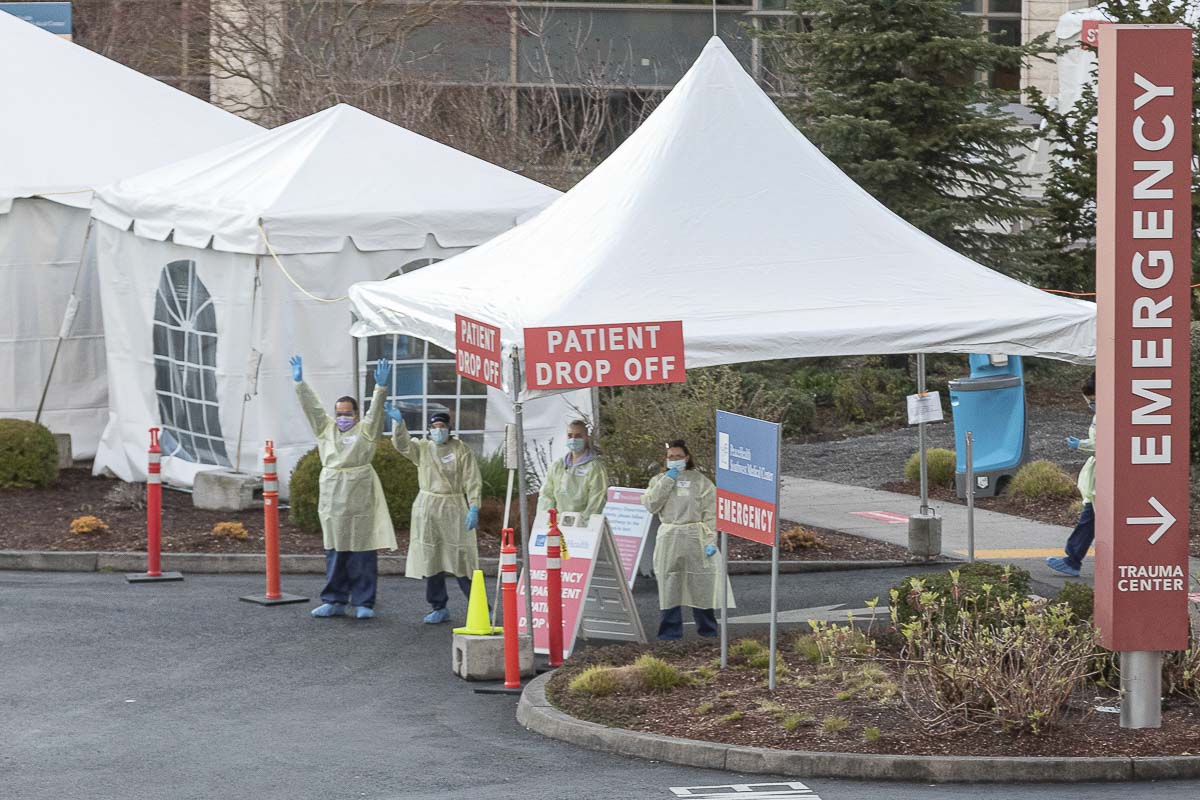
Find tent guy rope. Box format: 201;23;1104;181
257;222;348;304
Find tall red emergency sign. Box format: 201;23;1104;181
1095;24;1192;652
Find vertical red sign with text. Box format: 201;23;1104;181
1095;25;1192;652
455;314;503;390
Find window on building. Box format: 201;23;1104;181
960;0;1022;91
364;258;488;454
152;259;230;466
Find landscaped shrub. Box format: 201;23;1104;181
70;515;110;535
1055;582;1094;623
780;525;819;552
478;449;509;501
0;419;58;489
288;445;419;533
899;594;1099;735
632;654;684;691
903;448;956;488
1008;460;1077;500
832;367;909;424
212;522;249;540
890;562;1031;628
568;665;620;697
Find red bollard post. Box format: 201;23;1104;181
126;427;183;582
546;509;564;667
501;528;522;688
240;441;307;606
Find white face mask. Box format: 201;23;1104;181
667;459;687;472
430;428;449;445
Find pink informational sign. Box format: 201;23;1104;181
1081;19;1109;50
523;321;685;390
1094;24;1192;652
515;513;599;658
604;487;653;588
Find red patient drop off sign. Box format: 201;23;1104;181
1094;24;1192;652
523;321;685;390
455;314;502;390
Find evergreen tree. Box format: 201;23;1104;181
761;0;1049;272
1024;0;1200;294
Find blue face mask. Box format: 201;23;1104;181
565;437;586;454
430;428;449;445
666;459;687;472
1086;398;1096;413
335;416;355;432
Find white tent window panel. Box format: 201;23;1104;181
366;259;488;453
152;259;231;466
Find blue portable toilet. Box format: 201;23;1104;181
948;354;1029;497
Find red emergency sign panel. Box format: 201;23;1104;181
455;314;503;389
716;488;777;546
1094;25;1192;652
523;321;685;390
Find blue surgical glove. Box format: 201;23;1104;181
374;359;391;388
466;505;479;530
384;402;403;424
1066;436;1080;450
705;544;717;558
289;354;302;383
665;467;681;480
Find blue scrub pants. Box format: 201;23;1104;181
1063;502;1095;571
658;606;719;641
426;572;472;610
321;550;378;608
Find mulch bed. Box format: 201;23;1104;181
726;522;911;562
0;470;904;562
548;639;1200;758
881;479;1200;557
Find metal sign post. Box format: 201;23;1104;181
1094;24;1193;730
510;348;535;638
715;410;781;689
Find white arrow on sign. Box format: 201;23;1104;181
1126;496;1176;545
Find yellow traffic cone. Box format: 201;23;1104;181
453;569;501;635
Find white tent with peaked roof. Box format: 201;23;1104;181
348;37;1096;401
0;10;261;456
89;104;583;494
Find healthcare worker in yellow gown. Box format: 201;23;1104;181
291;355;397;620
386;407;483;624
642;439;721;640
537;419;610;524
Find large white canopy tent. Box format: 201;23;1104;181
0;10;261;457
348;37;1097;391
90;103;584;495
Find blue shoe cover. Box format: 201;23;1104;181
311;603;348;618
1046;557;1081;577
423;608;449;624
356;607;375;619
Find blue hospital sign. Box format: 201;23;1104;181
715;410;780;545
0;3;72;35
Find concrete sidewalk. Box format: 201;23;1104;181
779;475;1097;591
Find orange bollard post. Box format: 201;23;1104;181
240;441;307;606
501;528;522;689
126;427;182;583
546;509;565;667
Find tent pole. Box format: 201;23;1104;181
917;353;929;515
234;257;262;474
511;347;535;638
35;218;94;424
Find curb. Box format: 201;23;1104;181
516;672;1200;783
0;551;936;576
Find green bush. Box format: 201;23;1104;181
1008;460;1077;500
832;367;909;424
1055;582;1094;623
288;444;420;533
633;654;685;692
0;419;59;489
478;449;508;501
569;665;620;697
903;448;956;488
891;562;1031;628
